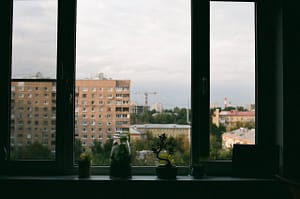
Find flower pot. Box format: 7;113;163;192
156;165;177;179
78;160;91;178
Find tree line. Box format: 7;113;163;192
130;107;191;125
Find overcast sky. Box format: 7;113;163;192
12;0;255;109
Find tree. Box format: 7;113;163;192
90;139;113;165
223;106;236;111
74;139;83;162
131;132;190;166
210;134;222;160
131;107;191;125
12;142;52;159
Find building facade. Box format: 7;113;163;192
130;124;191;141
11;79;130;154
11;81;57;156
222;128;255;149
212;109;255;131
75;79;130;150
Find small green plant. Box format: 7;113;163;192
79;152;92;163
152;133;175;167
152;133;178;179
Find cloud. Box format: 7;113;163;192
12;0;57;78
210;1;255;95
12;0;255;108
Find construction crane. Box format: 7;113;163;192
133;91;157;106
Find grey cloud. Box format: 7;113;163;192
12;0;254;108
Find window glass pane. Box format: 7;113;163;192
76;0;191;166
210;2;255;160
10;0;57;160
12;0;57;79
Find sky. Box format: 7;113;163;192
11;0;255;109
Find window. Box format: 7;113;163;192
209;1;255;160
1;0;270;176
76;0;191;168
9;0;57;161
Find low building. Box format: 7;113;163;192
130;124;191;141
129;126;145;141
212;109;255;130
222;128;255;149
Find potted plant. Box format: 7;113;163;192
152;133;177;179
78;152;92;178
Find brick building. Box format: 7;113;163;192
212;109;255;131
11;78;130;153
75;79;130;150
11;81;57;155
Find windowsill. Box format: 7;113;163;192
0;175;286;198
0;174;276;182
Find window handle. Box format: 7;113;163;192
69;93;73;104
59;62;64;80
3;146;7;160
202;77;207;96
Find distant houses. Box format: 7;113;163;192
130;124;191;141
212;109;255;131
222;128;255;149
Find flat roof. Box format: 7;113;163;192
223;128;255;143
131;124;191;129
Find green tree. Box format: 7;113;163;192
131;132;190;166
131;107;191;125
210;134;222;160
229;121;255;131
209;108;228;160
74;139;83;162
12;142;52;159
223;106;236;111
90;139;113;165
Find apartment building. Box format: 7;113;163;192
11;81;57;155
75;79;130;151
11;79;130;153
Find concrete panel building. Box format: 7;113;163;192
75;79;130;150
11;78;130;153
11;81;57;154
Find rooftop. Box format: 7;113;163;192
131;124;191;129
222;128;255;144
220;110;255;116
